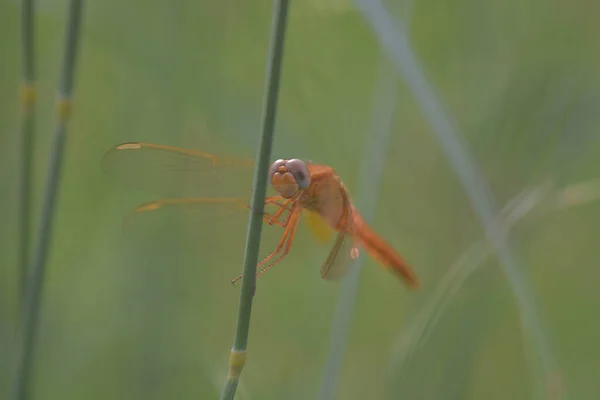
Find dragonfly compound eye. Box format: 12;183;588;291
286;159;311;189
269;159;287;181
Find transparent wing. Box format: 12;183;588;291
319;186;360;281
122;197;251;230
120;196;294;231
102;142;255;197
320;231;357;281
121;195;292;263
103;142;303;280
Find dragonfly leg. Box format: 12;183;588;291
230;209;300;285
244;196;292;227
256;209;299;277
263;207;294;227
264;195;285;204
262;197;295;227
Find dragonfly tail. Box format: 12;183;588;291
353;212;419;289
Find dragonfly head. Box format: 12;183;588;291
269;159;311;198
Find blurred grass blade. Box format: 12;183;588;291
17;0;36;309
317;58;399;400
220;1;290;399
388;178;600;398
354;1;560;397
388;182;552;377
13;1;86;400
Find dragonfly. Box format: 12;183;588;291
102;142;419;288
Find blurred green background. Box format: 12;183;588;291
2;0;600;399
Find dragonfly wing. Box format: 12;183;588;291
122;196;289;231
319;186;360;281
320;230;358;280
102;142;255;197
123;197;248;229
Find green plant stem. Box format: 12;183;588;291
220;1;290;399
387;178;596;398
18;0;36;310
387;182;552;380
317;58;399;400
13;2;85;400
354;1;559;397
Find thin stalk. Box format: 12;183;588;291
388;179;599;399
13;2;86;400
316;59;399;400
18;0;36;309
220;1;290;399
354;1;560;397
388;182;553;377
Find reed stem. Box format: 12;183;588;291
220;1;290;399
13;2;86;399
18;0;36;310
317;59;399;400
354;0;559;397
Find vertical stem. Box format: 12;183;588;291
220;1;290;399
13;2;86;400
317;59;399;400
18;0;36;309
354;0;559;397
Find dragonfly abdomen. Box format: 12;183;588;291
353;212;419;288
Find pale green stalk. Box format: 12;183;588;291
388;179;600;399
220;1;290;399
13;2;86;399
317;4;412;397
18;0;36;308
388;182;553;377
316;58;399;400
354;0;560;397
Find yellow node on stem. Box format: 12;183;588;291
56;96;73;121
20;83;36;112
228;350;247;378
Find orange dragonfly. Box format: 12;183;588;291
102;142;419;288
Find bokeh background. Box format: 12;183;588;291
2;0;600;399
